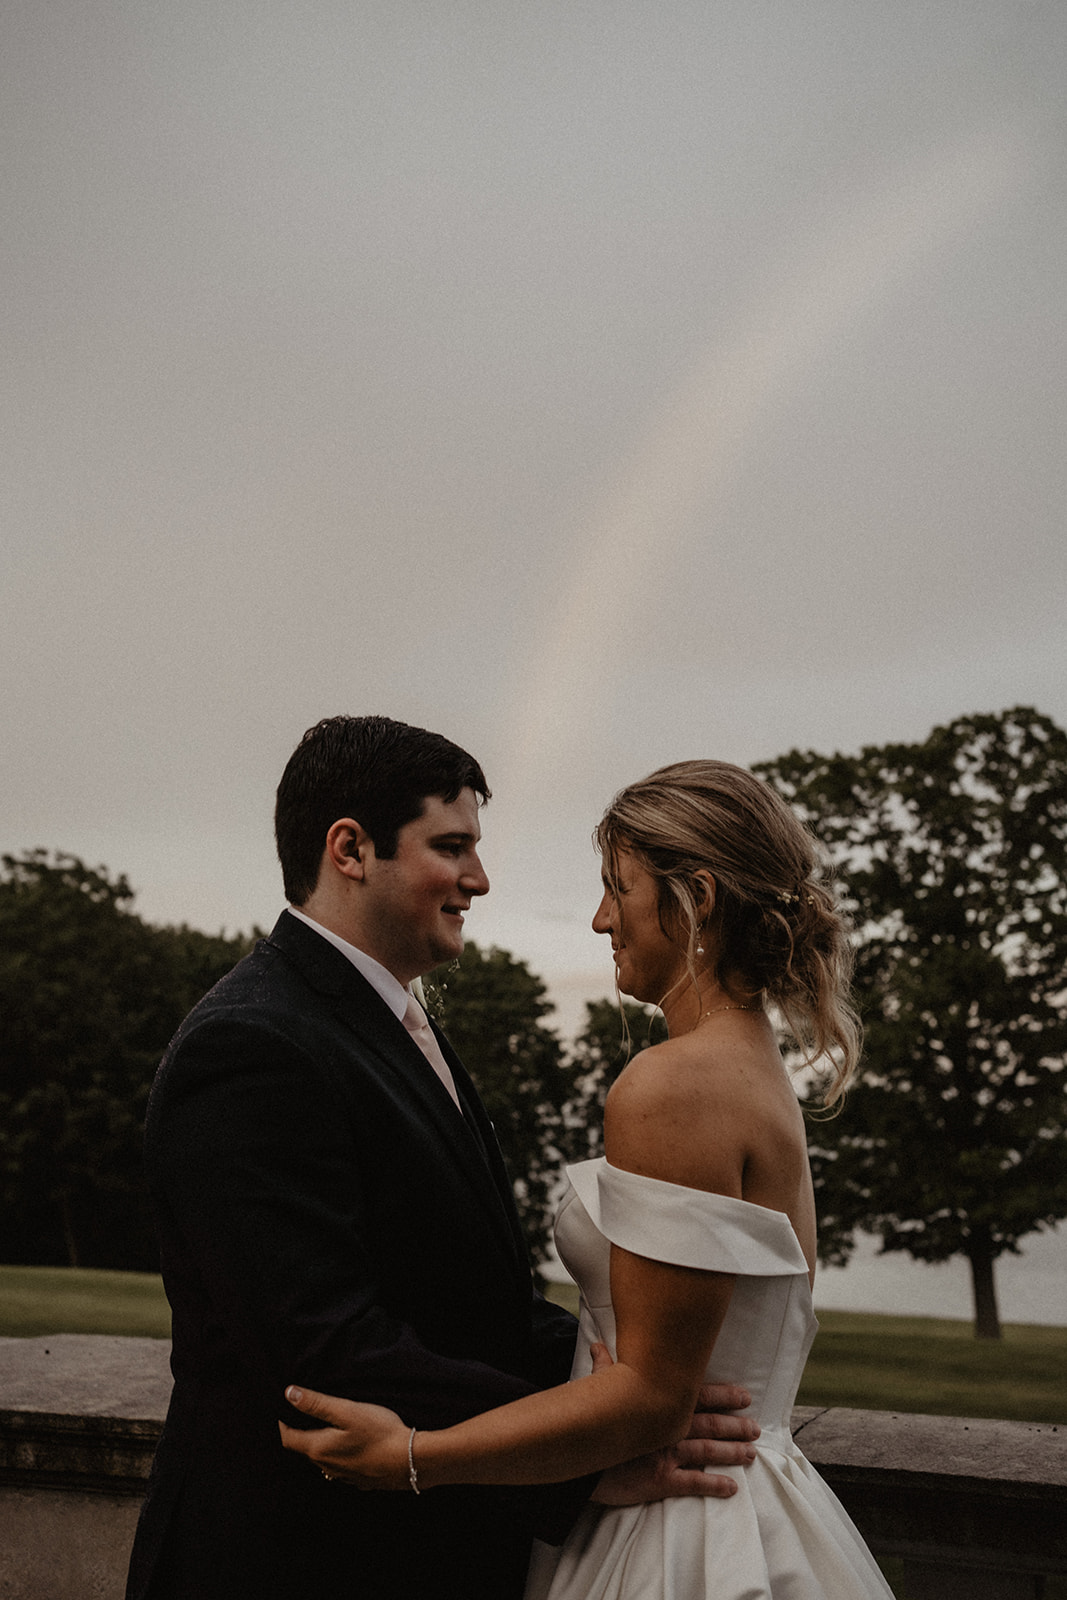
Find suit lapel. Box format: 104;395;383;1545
435;1029;532;1268
266;913;527;1265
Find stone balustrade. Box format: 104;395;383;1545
1;1336;1064;1599
790;1404;1066;1599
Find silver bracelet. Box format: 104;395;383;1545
407;1426;420;1495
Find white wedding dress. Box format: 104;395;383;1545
525;1159;894;1600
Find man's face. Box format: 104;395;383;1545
360;788;489;983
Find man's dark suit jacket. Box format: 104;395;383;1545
125;911;587;1600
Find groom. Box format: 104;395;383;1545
126;715;755;1600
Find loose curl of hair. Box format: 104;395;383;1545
595;759;861;1107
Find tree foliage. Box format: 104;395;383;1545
0;851;253;1269
0;849;615;1273
424;942;585;1264
756;709;1067;1338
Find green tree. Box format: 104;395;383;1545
757;709;1067;1339
424;942;581;1264
562;998;667;1163
0;851;253;1268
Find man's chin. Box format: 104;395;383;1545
428;934;465;967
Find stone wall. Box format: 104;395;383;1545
790;1404;1067;1599
1;1336;1065;1599
0;1337;169;1600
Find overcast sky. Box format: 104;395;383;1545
5;0;1066;1029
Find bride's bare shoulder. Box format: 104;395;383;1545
607;1020;778;1113
605;1035;698;1104
604;1035;750;1193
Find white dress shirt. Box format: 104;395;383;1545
285;905;409;1020
285;905;462;1109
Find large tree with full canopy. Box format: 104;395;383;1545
756;709;1067;1338
0;851;253;1269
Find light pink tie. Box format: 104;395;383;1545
402;994;462;1111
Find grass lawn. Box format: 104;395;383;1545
0;1265;171;1338
798;1308;1067;1423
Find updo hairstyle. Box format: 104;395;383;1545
595;759;860;1105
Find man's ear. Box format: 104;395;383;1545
324;819;372;881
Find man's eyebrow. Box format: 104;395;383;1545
430;830;479;844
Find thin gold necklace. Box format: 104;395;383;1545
699;1004;760;1019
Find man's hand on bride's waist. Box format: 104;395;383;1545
589;1346;759;1505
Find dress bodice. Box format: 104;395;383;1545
556;1159;818;1444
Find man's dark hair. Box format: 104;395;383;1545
275;715;490;905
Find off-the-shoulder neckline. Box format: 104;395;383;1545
564;1156;812;1278
567;1155;792;1224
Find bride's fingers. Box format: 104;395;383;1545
278;1419;347;1459
284;1384;345;1422
283;1387;403;1433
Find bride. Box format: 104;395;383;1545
281;760;894;1599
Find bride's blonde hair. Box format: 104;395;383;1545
595;760;861;1106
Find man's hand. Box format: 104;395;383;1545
587;1345;759;1504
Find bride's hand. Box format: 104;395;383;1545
278;1386;412;1490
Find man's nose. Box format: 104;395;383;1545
464;854;490;896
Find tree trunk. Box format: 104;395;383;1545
967;1231;1001;1340
59;1195;80;1269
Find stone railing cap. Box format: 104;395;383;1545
0;1335;172;1422
793;1404;1067;1488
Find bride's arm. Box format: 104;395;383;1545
281;1047;746;1490
281;1252;736;1489
424;1248;736;1488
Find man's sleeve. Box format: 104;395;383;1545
526;1282;583;1389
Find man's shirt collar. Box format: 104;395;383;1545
285;906;410;1022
